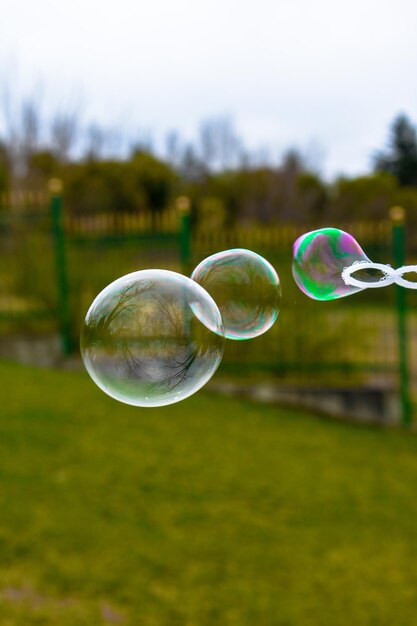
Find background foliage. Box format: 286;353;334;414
2;107;417;227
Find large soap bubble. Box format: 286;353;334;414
81;270;224;407
191;248;281;340
292;228;380;300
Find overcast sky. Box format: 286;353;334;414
1;0;417;178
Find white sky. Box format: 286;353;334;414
1;0;417;178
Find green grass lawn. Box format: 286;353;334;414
1;361;417;625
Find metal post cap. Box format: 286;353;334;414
48;178;63;194
176;196;191;213
389;206;405;223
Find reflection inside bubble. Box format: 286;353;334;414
191;248;281;340
81;270;225;407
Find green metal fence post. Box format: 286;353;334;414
390;206;411;427
176;196;191;274
49;178;72;356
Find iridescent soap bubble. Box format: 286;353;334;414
191;248;281;340
81;269;224;407
292;227;379;300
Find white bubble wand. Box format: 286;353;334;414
342;261;417;290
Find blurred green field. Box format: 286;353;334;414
1;361;417;625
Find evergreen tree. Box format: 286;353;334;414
375;114;417;186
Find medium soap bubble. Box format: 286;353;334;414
191;248;281;340
292;227;379;300
81;269;224;407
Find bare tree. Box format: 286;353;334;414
0;79;45;181
180;144;207;182
84;122;106;160
50;110;78;162
0;79;19;175
303;139;326;176
198;116;242;170
165;130;182;166
21;99;41;152
199;120;218;169
131;128;154;155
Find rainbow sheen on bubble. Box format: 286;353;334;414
292;228;378;300
191;248;281;340
80;269;224;407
